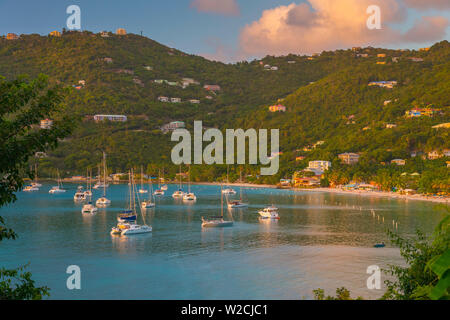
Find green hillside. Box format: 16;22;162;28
0;31;449;192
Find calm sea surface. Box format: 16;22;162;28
0;183;445;299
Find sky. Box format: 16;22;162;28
0;0;449;62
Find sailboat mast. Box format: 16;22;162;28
221;184;224;218
103;152;107;196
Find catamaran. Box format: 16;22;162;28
81;200;98;214
222;165;236;195
96;152;111;207
172;165;185;198
201;185;234;228
258;205;280;219
153;169;165;196
74;185;86;201
49;170;66;193
138;166;148;194
183;166;196;201
112;169;152;235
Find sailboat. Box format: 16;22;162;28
138;166;148;194
172;165;185;198
84;169;92;197
160;167;168;190
202;184;233;228
49;169;66;193
183;166;196;201
74;185;86;201
117;170;137;223
222;165;236;195
81;196;98;214
31;164;42;188
112;169;152;235
153;169;165;196
96;152;111;206
227;169;248;208
141;175;155;208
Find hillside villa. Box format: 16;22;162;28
306;160;331;175
391;159;406;166
161;121;185;133
268;104;286;112
203;84;221;92
6;33;19;40
405;108;441;117
116;28;127;35
368;81;397;88
338;153;360;165
93;115;127;122
40;119;53;129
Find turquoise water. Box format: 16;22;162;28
0;183;444;299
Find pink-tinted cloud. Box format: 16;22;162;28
403;0;450;10
239;0;448;57
404;16;449;42
190;0;240;16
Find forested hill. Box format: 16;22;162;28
0;30;448;185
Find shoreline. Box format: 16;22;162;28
41;179;449;204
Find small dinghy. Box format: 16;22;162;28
374;242;385;248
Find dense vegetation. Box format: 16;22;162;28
0;75;74;299
0;31;448;193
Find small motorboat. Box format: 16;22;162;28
121;224;152;235
154;189;164;196
222;188;236;195
258;206;280;219
161;185;168;191
374;242;386;248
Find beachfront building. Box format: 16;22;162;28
293;176;321;188
116;28;127;35
6;33;19;40
268;104;286;112
391;159;406;166
93;115;127;122
368;81;397;89
338;153;360;165
40;119;53;129
307;160;331;175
